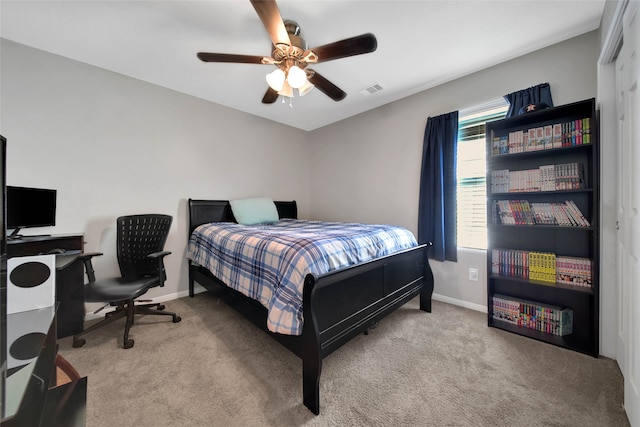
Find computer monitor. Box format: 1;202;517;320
6;186;57;239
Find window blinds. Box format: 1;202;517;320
457;103;508;249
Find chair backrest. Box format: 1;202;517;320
116;214;172;279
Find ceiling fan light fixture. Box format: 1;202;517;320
266;68;286;91
198;1;377;105
278;80;293;98
287;65;307;88
298;80;314;97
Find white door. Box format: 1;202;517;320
616;2;640;425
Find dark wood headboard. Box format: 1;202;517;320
188;199;298;235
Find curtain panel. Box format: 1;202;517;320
504;83;553;118
418;111;459;262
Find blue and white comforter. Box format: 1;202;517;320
187;219;418;335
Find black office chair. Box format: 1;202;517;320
72;214;181;349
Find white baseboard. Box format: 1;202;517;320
432;293;487;313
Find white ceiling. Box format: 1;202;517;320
0;0;605;131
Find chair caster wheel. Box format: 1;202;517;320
173;315;182;323
72;338;86;348
158;304;165;311
124;339;135;349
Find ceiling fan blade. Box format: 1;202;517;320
262;87;279;104
197;52;266;64
312;33;377;63
250;0;291;47
308;71;346;101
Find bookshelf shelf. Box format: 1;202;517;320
491;142;593;160
489;189;593;196
489;318;595;355
488;224;595;231
488;274;594;294
486;98;599;357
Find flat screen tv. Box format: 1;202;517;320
6;186;56;239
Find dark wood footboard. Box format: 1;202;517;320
300;244;432;414
187;199;433;414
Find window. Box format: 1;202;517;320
457;100;508;250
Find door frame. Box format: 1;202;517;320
597;0;628;360
598;1;639;426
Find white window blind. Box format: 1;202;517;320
457;100;508;250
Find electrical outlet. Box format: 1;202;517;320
468;267;479;281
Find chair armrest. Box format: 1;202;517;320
147;251;172;286
146;251;171;259
78;252;104;260
78;252;103;283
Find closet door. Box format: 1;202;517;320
616;2;639;425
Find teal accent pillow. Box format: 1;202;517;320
229;197;279;225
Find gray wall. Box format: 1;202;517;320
0;39;311;309
307;31;599;311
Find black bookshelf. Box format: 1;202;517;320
486;98;599;357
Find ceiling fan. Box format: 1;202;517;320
197;0;377;104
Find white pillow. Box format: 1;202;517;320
229;197;279;225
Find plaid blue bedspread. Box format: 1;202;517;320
187;219;418;335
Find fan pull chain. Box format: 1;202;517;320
280;96;294;108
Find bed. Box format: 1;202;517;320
187;199;434;414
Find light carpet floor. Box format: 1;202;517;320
58;293;630;427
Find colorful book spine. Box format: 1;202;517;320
490;116;592;155
490;163;584;194
492;249;528;279
492;249;593;289
524;201;589;227
556;256;593;288
492;294;573;336
564;200;590;226
528;251;556;283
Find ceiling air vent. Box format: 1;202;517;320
360;83;385;96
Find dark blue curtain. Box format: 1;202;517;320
504;83;553;118
418;111;458;262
